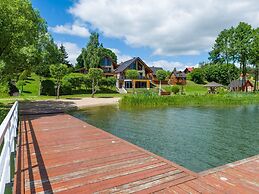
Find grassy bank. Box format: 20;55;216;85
120;93;259;108
0;103;8;123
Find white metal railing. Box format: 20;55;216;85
0;101;18;193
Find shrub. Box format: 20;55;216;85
61;83;72;95
164;86;180;94
82;75;92;89
41;80;55;96
0;82;10;96
62;73;85;89
217;87;229;94
203;63;239;85
171;86;180;94
190;68;205;84
100;77;116;88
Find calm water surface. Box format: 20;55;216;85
71;105;259;172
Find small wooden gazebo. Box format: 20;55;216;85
204;82;223;94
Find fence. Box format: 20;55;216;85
0;102;18;193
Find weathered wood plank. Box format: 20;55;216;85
14;113;259;194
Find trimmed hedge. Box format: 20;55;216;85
41;80;55;96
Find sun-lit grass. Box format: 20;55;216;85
21;73;41;96
162;81;207;95
184;81;208;95
0;73;123;103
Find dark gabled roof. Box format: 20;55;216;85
228;80;253;88
229;80;242;88
170;71;186;78
115;57;152;73
115;58;137;73
150;66;163;75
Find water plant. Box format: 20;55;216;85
120;93;259;108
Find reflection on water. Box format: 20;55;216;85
71;105;259;172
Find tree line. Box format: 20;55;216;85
189;22;259;91
0;0;118;98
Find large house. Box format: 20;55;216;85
77;56;168;91
115;57;153;89
99;57;118;78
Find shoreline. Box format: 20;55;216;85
19;97;121;115
58;97;121;109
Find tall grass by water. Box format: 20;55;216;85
0;104;8;123
120;93;259;108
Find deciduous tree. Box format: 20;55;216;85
88;68;103;98
250;28;259;91
156;70;167;95
234;22;253;91
50;64;69;99
189;68;205;84
126;70;139;93
0;0;47;76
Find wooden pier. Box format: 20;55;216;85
14;113;259;193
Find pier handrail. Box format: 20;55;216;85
0;101;18;193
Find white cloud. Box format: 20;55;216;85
110;48;196;71
69;0;259;56
108;48;132;63
148;60;197;71
57;42;81;65
49;24;90;37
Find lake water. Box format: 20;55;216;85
71;105;259;172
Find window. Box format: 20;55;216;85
101;58;111;66
125;81;132;88
137;63;143;70
129;62;136;69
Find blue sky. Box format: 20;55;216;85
31;0;259;70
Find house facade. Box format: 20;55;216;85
115;57;153;89
169;70;186;85
149;66;169;85
99;57;118;78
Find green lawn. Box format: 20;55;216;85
0;73;123;103
22;73;41;96
184;81;208;95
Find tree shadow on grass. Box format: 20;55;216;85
22;91;32;94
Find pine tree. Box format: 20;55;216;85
58;44;72;67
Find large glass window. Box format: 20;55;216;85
129;62;136;69
101;58;111;66
125;81;132;88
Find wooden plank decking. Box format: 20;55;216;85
13;113;259;193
